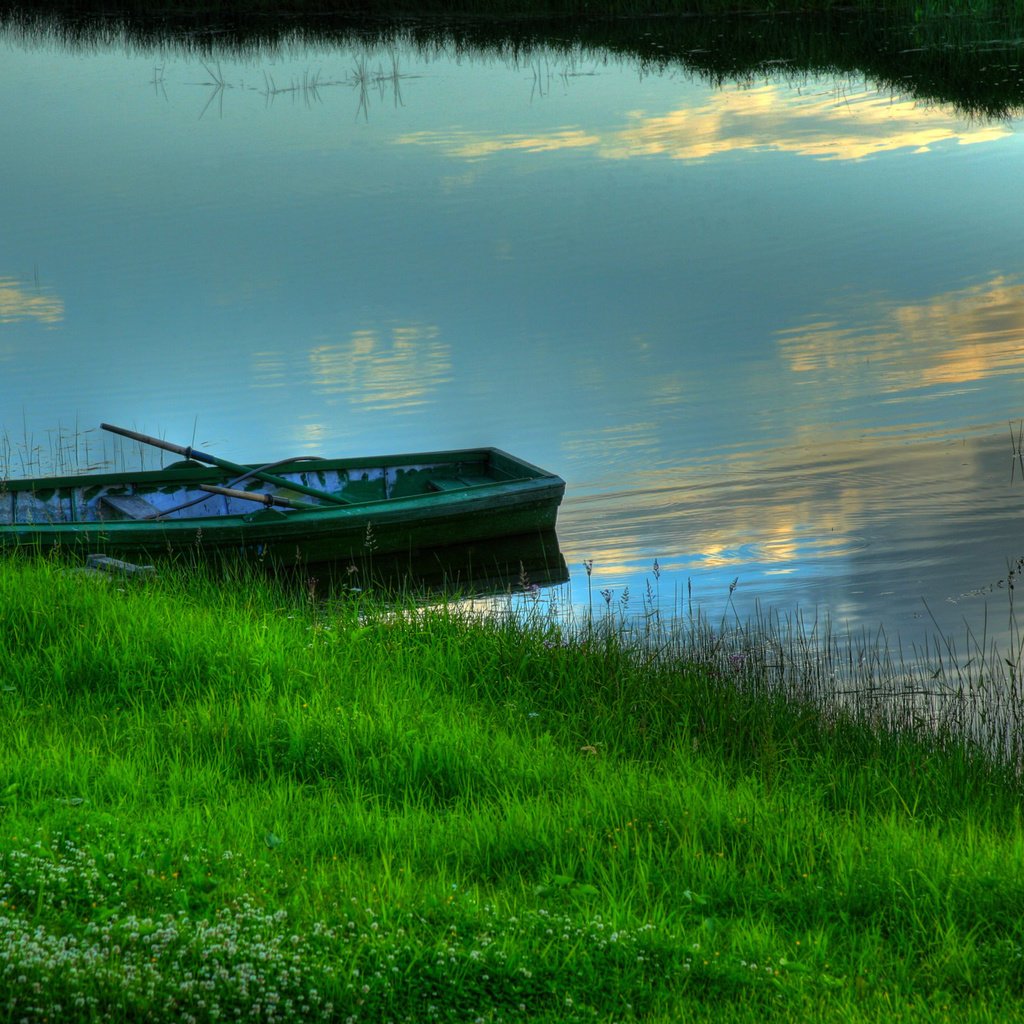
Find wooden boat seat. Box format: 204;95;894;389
427;478;466;492
427;476;495;492
100;493;162;520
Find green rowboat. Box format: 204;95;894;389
0;443;565;570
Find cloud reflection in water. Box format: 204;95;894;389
397;82;1011;164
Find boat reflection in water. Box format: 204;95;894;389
306;530;568;599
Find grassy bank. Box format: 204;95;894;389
2;556;1024;1020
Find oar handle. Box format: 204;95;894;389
101;423;198;461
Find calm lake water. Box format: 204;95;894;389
3;25;1024;659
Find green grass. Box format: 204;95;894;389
3;554;1024;1021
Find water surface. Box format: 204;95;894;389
3;28;1024;657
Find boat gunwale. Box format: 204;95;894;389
0;446;562;494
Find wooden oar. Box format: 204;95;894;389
100;423;353;506
199;484;317;511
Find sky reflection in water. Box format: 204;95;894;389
3;33;1024;654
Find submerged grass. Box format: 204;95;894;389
3;555;1024;1020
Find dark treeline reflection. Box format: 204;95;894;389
3;3;1024;118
